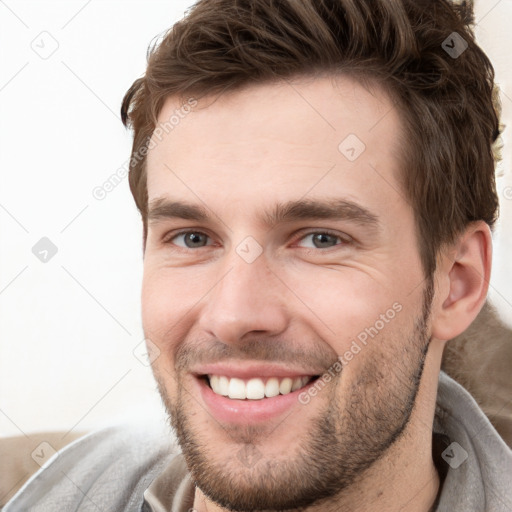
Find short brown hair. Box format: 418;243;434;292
121;0;500;277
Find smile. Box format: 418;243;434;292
192;363;324;423
207;375;316;400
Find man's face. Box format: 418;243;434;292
142;76;433;510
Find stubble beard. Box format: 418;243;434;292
154;280;434;512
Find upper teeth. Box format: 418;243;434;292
208;375;311;400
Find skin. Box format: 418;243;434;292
142;76;492;512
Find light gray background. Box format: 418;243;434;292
1;0;511;437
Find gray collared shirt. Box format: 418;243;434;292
4;371;512;511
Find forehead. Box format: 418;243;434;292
145;76;407;221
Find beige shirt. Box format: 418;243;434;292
144;454;195;512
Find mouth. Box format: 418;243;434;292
191;363;325;424
203;374;319;400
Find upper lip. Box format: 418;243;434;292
191;362;323;380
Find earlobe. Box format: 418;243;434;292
431;221;492;341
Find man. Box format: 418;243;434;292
4;0;512;511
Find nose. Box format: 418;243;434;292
198;252;289;345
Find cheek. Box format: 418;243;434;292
284;263;422;373
286;265;399;337
141;268;197;398
141;267;184;353
141;263;215;347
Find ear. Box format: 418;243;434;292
431;221;493;341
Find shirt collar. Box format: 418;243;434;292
143;371;511;511
143;453;195;512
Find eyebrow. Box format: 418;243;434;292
148;197;380;232
148;198;209;222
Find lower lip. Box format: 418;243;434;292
196;377;312;424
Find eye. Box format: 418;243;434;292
166;231;213;249
163;230;349;251
296;231;348;249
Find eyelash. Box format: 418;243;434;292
162;229;351;251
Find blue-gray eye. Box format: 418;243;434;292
298;232;341;249
172;232;210;248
